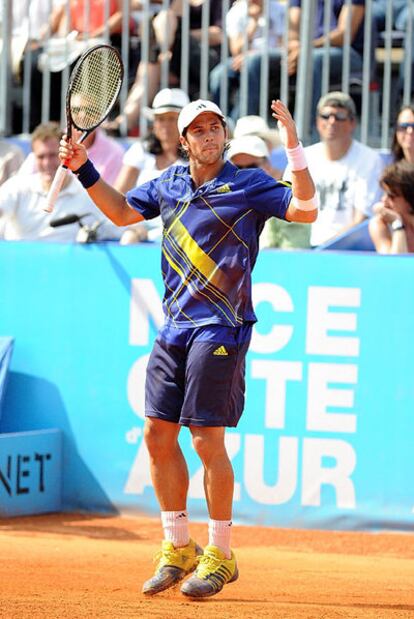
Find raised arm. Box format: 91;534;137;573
270;100;317;223
59;136;144;227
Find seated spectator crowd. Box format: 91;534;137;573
1;0;414;255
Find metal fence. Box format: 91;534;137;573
0;0;413;146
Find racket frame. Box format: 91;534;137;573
44;44;124;213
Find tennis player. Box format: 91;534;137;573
58;98;317;598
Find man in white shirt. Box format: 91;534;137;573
284;91;384;247
19;128;125;185
0;123;121;242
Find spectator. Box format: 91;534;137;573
390;104;414;164
233;114;286;172
284;91;384;247
19;128;125;185
0;140;25;186
369;160;414;254
115;88;189;244
0;123;120;242
215;0;366;128
106;0;223;134
209;0;284;121
227;134;310;250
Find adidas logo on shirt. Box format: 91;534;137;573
216;183;231;193
213;345;229;356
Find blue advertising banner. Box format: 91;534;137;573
0;241;413;529
0;429;62;516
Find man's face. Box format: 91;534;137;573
180;112;226;165
316;105;355;142
32;137;60;181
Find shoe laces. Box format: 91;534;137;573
154;546;186;569
196;552;222;578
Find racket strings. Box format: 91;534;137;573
70;48;123;130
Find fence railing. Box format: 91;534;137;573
0;0;412;147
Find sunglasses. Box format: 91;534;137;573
235;163;259;169
396;122;414;132
319;111;350;122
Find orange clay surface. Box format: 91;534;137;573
1;513;414;619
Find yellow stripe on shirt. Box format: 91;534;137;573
167;218;232;293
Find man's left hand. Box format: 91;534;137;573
270;100;299;149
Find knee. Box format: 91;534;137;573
192;433;223;465
144;420;176;458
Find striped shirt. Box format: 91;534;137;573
127;161;291;328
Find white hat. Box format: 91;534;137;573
227;135;270;160
143;88;190;119
178;99;226;135
234;115;280;146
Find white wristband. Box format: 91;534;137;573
286;141;307;171
291;194;319;212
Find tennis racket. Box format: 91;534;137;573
45;43;124;212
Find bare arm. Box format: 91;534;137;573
59;137;144;227
287;4;364;75
86;178;144;226
290;4;364;47
369;215;408;254
190;25;222;46
288;6;301;42
270;100;317;224
313;4;365;48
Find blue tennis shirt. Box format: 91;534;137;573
127;161;292;328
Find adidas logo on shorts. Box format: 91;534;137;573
213;345;228;356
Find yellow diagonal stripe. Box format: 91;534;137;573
168;218;232;292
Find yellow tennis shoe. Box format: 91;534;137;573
180;544;239;598
142;538;203;595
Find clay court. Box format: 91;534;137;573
1;513;413;619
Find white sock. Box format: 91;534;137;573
161;510;190;548
208;519;232;559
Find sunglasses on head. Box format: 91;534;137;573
319;111;350;122
396;122;414;132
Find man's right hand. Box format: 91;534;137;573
59;135;88;171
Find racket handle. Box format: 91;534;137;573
44;165;69;213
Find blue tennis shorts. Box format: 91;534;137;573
145;323;253;427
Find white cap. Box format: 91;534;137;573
234;115;280;146
178;99;226;135
227;135;270;160
143;88;190;119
